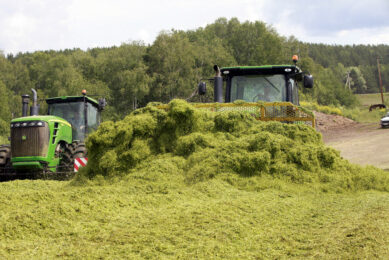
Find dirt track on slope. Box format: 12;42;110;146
316;112;389;169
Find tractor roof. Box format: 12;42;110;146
46;96;99;107
221;65;302;76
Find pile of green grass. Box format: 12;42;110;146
79;99;389;193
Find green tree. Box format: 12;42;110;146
146;32;199;102
0;81;12;141
348;67;367;93
111;65;152;116
203;18;283;65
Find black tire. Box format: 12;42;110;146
57;143;74;173
0;145;11;165
56;141;87;179
0;145;14;180
73;142;87;159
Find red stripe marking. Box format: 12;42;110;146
77;158;87;167
74;157;88;172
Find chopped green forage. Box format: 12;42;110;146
77;99;389;193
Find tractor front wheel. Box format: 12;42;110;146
57;141;87;179
0;145;13;180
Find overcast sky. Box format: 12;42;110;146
1;0;389;54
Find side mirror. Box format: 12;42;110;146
303;74;313;88
98;98;107;110
198;82;206;95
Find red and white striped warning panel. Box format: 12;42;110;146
74;157;88;172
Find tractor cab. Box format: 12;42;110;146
221;65;310;105
198;56;313;104
46;94;104;141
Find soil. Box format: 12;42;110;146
316;112;389;170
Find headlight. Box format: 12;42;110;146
22;122;28;127
15;123;20;127
37;122;43;126
29;122;36;126
10;123;14;128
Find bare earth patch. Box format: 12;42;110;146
316;112;389;169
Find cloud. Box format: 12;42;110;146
0;0;71;53
334;26;389;45
237;0;389;45
252;0;389;35
0;0;388;54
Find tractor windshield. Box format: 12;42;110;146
48;101;100;141
48;102;85;140
230;74;286;102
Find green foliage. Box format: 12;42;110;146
202;18;283;65
300;101;343;116
339;93;389;122
348;66;367;93
83;100;389;193
303;43;389;94
342;107;386;123
0;81;12;139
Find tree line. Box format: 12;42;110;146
0;17;388;139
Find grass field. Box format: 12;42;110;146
356;93;389;107
338;93;389;123
1;177;389;259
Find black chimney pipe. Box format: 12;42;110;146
22;94;30;117
30;88;39;116
213;65;223;103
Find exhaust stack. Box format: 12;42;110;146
213;65;223;103
22;94;30;117
30;89;39;116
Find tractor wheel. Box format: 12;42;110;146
56;141;87;179
0;145;11;165
0;145;13;180
73;142;87;160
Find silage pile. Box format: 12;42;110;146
80;99;389;192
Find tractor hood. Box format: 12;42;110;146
11;115;71;127
10;114;73;169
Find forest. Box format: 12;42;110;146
0;17;388;141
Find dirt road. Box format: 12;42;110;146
316;112;389;170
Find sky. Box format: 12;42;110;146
0;0;389;54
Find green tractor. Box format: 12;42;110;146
0;89;106;179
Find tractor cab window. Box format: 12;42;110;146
48;102;85;141
87;104;100;133
290;78;299;105
230;74;286;102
